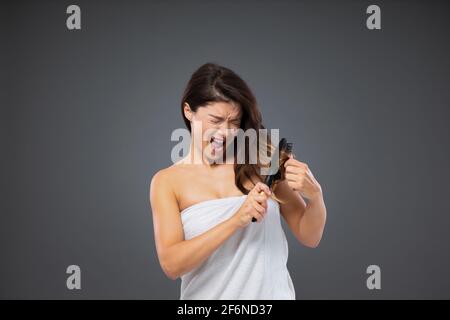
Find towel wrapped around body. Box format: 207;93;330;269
180;195;295;300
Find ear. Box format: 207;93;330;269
183;102;193;121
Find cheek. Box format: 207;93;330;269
203;121;215;130
191;119;212;132
229;126;241;138
199;121;217;144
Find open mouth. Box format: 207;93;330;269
210;136;225;153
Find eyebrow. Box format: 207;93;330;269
208;114;241;121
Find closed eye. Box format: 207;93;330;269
208;115;241;125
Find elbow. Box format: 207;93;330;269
160;259;180;280
164;270;179;281
162;265;180;281
297;220;326;248
303;238;321;248
298;231;324;249
159;251;182;280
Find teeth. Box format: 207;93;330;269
212;137;224;143
211;137;224;149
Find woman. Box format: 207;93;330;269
149;63;327;299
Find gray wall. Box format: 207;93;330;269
2;0;450;299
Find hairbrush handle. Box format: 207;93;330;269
251;138;293;222
251;190;269;222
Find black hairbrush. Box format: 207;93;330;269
252;138;293;222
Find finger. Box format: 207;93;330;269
251;211;263;223
253;191;267;204
254;197;268;210
258;191;270;204
254;182;271;196
252;200;266;215
284;158;303;168
251;199;266;215
285;165;303;174
285;173;302;181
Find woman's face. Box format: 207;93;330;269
185;101;242;160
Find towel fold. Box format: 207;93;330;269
180;195;295;300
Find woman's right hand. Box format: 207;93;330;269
231;182;272;228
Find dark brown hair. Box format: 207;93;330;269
180;62;287;195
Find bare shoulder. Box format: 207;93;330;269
150;165;178;197
149;163;190;209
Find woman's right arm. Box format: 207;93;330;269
149;170;270;280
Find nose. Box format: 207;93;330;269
214;128;226;139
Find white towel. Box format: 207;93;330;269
180;195;295;300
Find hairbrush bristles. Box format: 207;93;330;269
286;142;293;154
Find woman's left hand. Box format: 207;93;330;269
283;155;323;200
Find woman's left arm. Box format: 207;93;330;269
274;155;327;248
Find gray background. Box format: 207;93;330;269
2;0;450;299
